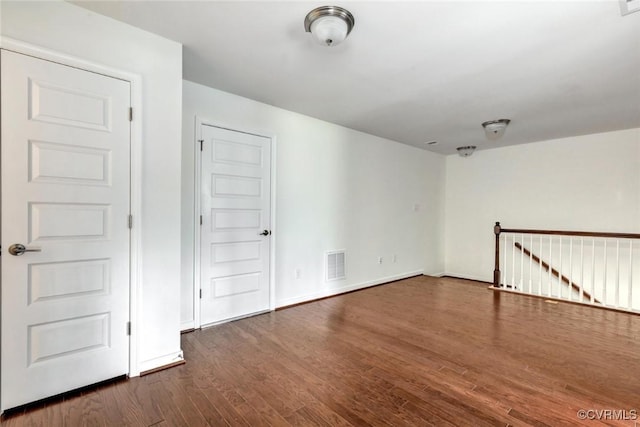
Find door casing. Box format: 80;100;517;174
193;117;277;329
0;38;144;383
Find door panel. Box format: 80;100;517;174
1;50;131;411
200;125;271;325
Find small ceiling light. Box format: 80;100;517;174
304;6;355;47
620;0;640;16
457;146;477;157
482;119;511;140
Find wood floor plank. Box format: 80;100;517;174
169;366;228;426
96;381;128;426
227;324;382;425
161;368;212;426
127;376;165;426
236;333;394;425
77;390;106;426
3;276;639;426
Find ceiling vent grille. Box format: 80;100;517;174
326;250;346;282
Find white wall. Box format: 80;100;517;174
1;1;183;373
182;80;445;328
445;128;640;282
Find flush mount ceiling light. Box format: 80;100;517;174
620;0;640;15
482;119;511;140
457;146;476;157
304;6;355;47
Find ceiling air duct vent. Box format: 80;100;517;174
326;250;346;282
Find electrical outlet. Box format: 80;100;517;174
392;254;397;263
294;268;301;279
377;256;383;264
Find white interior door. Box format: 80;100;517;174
1;50;131;411
200;125;271;326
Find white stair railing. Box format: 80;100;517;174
493;222;640;313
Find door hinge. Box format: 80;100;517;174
128;214;133;229
129;107;133;122
199;289;202;299
200;215;203;226
127;321;131;336
199;139;204;151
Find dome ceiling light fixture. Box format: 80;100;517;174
304;6;355;47
457;146;477;157
482;119;511;140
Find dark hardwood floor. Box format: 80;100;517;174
3;275;639;426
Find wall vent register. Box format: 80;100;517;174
326;250;346;281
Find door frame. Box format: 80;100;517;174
193;116;277;329
0;37;144;377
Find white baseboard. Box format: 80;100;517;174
424;271;446;277
136;350;184;376
443;271;492;283
180;320;195;332
276;270;424;308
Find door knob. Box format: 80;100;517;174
259;230;271;236
8;243;42;256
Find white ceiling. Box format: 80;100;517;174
72;1;640;154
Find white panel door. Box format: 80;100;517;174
1;50;130;410
200;125;271;325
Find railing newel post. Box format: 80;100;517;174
494;222;501;288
